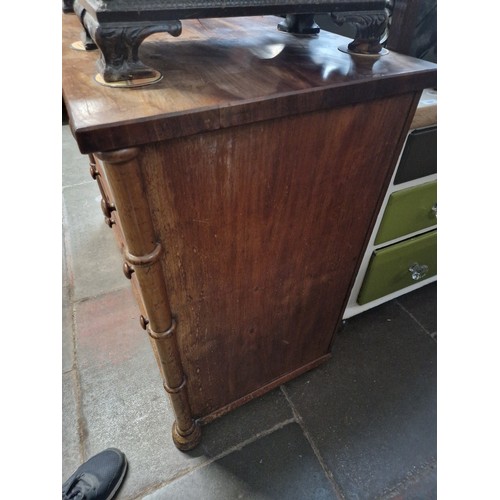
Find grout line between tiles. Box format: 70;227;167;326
62;202;76;306
376;456;437;499
63;203;88;464
280;385;345;500
130;417;297;500
71;301;89;464
395;300;436;342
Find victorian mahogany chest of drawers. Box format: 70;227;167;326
62;12;436;450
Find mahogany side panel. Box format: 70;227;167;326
138;92;417;419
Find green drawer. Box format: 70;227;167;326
375;181;437;245
357;230;437;305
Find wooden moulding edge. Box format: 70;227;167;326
197;352;332;425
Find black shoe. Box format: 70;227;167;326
62;448;128;500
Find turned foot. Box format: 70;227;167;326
172;421;202;452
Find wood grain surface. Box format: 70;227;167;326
136;92;419;419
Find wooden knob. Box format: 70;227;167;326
101;198;116;218
123;262;135;279
104;217;115;228
140;315;149;330
89;164;99;180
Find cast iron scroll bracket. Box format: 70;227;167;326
62;0;74;13
73;0;182;84
330;9;389;54
66;1;98;51
67;1;391;85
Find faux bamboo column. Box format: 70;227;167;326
88;153;117;227
95;148;201;451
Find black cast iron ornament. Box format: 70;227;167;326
66;0;391;86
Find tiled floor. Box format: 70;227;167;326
62;124;437;500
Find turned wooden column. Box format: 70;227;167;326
95;148;201;451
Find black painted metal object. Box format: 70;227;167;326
67;0;390;84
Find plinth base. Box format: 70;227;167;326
338;45;389;56
95;71;163;88
71;41;88;51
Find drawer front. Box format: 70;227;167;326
394;126;437;184
375;180;437;245
358;230;437;305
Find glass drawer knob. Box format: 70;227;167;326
431;203;437;218
409;263;429;281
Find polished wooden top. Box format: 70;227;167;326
62;13;436;153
